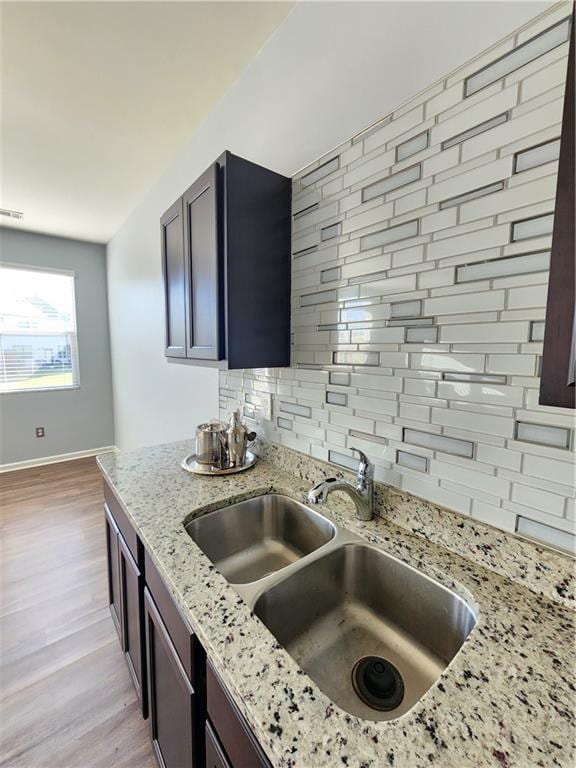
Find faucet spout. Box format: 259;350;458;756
306;448;374;521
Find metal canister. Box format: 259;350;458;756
225;410;256;467
195;422;228;466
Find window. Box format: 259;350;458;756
0;265;79;393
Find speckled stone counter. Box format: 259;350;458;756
97;440;575;768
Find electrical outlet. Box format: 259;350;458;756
35;427;45;438
259;393;273;421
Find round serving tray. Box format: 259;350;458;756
181;450;257;476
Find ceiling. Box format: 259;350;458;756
0;1;293;243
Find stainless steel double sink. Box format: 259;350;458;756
185;494;476;721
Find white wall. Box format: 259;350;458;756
107;1;552;451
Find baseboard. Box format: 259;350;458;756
0;446;118;473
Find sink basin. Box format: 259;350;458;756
253;543;476;720
185;494;335;584
187;494;477;720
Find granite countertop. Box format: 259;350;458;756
97;440;575;768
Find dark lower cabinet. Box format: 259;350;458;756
205;722;230;768
207;661;271;768
103;478;271;768
105;500;147;716
105;504;123;644
119;533;147;714
144;587;196;768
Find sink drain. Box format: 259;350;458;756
352;656;404;711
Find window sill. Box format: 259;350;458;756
0;385;81;396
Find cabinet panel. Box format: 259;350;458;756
539;14;575;409
161;198;187;358
144;550;194;681
161;151;290;368
207;661;270;768
183;164;221;361
104;481;139;563
119;533;146;714
104;504;123;647
225;152;291;369
145;588;195;768
205;722;230;768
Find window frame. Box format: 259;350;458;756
0;262;81;395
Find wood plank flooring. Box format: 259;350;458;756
0;458;157;768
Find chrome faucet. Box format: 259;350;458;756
306;448;374;521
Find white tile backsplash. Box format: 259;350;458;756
299;156;340;187
432;407;514;438
220;3;574;553
464;16;570;95
397;450;429;472
461;98;565;160
523;454;575;486
440;321;529;344
456;251;550;282
362;164;422;202
360;220;419;251
516;516;575;553
428;156;513;203
472;499;518;531
522;55;571;100
511;213;554;241
512;483;567;517
437;380;524;407
459;175;558;223
430;86;518;146
515;420;571;448
514;138;561;172
396;130;430;162
363;106;425;153
427;224;510;261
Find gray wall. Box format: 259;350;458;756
0;228;114;464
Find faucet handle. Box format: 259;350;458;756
306;477;338;505
350;447;374;484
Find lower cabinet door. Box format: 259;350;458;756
105;504;123;647
207;661;271;768
205;722;230;768
119;533;147;715
145;587;195;768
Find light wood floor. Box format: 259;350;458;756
0;458;157;768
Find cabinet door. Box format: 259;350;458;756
205;722;230;768
183;164;222;361
161;197;188;358
105;505;123;648
145;588;195;768
207;661;270;768
119;533;147;715
539;13;575;409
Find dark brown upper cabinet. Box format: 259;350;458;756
161;198;187;358
161;151;291;369
183;164;220;361
540;13;575;409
